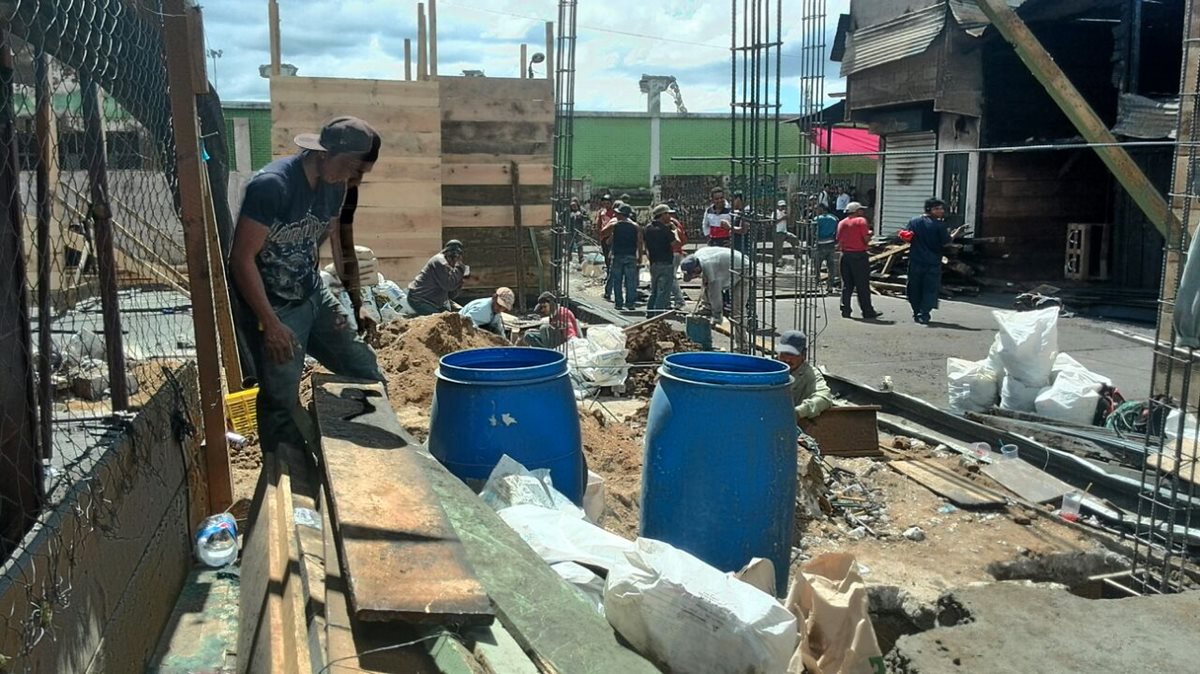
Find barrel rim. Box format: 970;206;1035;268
660;351;791;387
438;346;567;384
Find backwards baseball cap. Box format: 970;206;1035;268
443;239;464;253
777;330;808;356
844;201;865;213
651;204;671;217
494;287;515;310
294;116;377;155
680;255;700;274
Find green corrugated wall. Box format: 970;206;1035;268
222;107;273;171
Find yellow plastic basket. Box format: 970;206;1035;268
225;387;259;437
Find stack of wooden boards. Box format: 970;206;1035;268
270;76;553;294
239;374;658;673
854;239;984;299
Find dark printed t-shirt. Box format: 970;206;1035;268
237;154;346;303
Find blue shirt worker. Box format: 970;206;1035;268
229;116;385;454
812;203;840;294
903;198;966;325
459;287;515;337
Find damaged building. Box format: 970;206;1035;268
835;0;1183;294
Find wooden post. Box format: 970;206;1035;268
268;0;282;76
520;43;528;79
545;22;554;82
163;0;233;512
0;28;42;550
34;52;54;461
404;38;412;81
429;0;438;79
976;0;1180;240
417;3;428;81
80;77;129;411
200;161;243;391
511;161;526;311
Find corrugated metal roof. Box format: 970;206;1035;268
1113;93;1179;140
841;3;948;77
948;0;1030;37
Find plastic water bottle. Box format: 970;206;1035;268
196;513;239;567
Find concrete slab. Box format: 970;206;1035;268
887;583;1200;673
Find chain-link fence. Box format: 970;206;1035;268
0;1;220;669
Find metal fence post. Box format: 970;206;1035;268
0;29;42;553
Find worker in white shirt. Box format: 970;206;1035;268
458;286;515;337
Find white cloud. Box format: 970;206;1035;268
201;0;849;113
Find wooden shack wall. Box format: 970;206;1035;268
270;75;555;297
439;77;554;294
270;76;444;284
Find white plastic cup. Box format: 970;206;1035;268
1000;444;1019;461
970;442;990;459
1061;491;1083;522
196;513;239;567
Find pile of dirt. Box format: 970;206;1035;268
624;320;703;397
374;313;510;438
580;407;645;540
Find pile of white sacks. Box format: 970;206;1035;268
948;307;1112;425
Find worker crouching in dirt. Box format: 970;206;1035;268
407;240;468;315
229;116;385;454
458;287;515;337
776;330;833;422
523;292;580;348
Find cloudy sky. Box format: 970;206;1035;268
199;0;850;113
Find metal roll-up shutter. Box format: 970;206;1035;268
880;132;937;236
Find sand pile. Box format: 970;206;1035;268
374;312;510;437
580;407;644;539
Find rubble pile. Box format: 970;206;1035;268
862;239;983;299
623;320;703;397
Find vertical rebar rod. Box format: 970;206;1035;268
34;52;53;462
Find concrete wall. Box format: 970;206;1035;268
0;363;204;673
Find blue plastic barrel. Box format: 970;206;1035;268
429;347;586;503
641;352;798;595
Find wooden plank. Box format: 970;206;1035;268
466;626;540;674
442;184;552;207
889;458;1009;507
418;447;660;672
443;205;551;228
360;157;443;183
356;181;444;210
976;0;1180;240
164;0;232;511
799;405;883;457
271;76;441;104
443;163;552;186
313;376;494;626
982;459;1074;504
441;121;555;156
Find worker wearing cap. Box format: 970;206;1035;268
524;292;580;348
407;240;468;316
680;245;746;324
459;287;515;337
230;116;384;454
776;330;833;421
644;204;680;314
836;201;882;320
601;204;645;311
773;198;800;266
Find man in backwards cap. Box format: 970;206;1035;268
775;330;832;421
229;116;385;454
407;240;468;316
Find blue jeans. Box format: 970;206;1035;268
248;286;384;452
907;262;941;321
611;254;639;309
648;262;674;313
